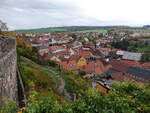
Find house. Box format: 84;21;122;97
50;56;61;62
37;46;49;56
68;48;75;56
109;60;150;83
49;37;70;45
49;38;57;45
77;57;87;67
111;72;126;82
86;42;95;48
95;81;110;95
81;60;111;75
116;50;125;56
99;48;111;56
130;32;141;37
127;67;150;83
110;60;131;72
72;41;83;48
58;60;79;71
119;60;140;67
49;46;66;53
31;41;42;47
37;40;49;47
84;38;89;42
77;51;93;59
122;52;142;61
142;62;150;69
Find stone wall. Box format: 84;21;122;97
0;36;18;105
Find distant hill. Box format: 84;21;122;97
14;26;132;33
143;25;150;28
15;27;68;33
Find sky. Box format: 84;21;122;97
0;0;150;30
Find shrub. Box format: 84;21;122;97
0;100;18;113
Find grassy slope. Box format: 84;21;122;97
19;56;91;102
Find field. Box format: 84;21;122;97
15;28;68;33
15;27;108;33
76;29;107;33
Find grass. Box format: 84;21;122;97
18;56;91;102
19;57;54;93
76;29;108;34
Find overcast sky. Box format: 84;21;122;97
0;0;150;30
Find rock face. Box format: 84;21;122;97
0;36;18;105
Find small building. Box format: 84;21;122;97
122;52;142;61
49;46;66;53
37;46;49;56
99;48;111;56
95;81;110;95
72;41;83;49
142;62;150;69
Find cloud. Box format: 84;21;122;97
0;0;100;29
0;0;150;30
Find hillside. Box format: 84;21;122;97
15;28;68;33
14;26;150;33
18;56;91;103
14;26;109;33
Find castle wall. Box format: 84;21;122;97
0;36;18;104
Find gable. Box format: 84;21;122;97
77;57;87;67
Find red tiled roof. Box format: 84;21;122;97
58;56;111;74
111;72;144;83
77;51;93;58
99;48;111;51
68;55;80;62
58;60;79;71
81;60;111;74
119;60;141;67
111;72;125;82
142;62;150;69
81;61;95;73
49;46;65;51
86;42;94;46
110;60;130;72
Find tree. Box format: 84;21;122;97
0;100;18;113
1;82;150;113
71;82;150;113
141;53;150;62
0;20;8;32
24;91;62;113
